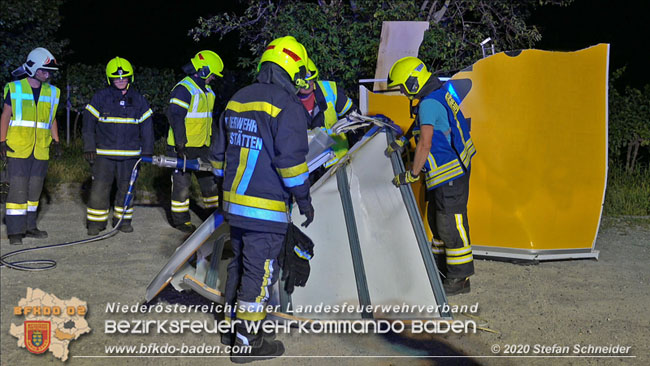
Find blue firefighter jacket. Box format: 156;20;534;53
82;86;154;159
415;82;476;190
211;63;312;234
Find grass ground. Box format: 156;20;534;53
603;163;650;216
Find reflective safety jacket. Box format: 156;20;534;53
212;64;312;234
415;82;476;190
167;76;215;148
4;79;60;160
83;86;154;159
311;80;354;167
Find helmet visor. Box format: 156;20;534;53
108;67;131;79
305;71;317;81
41;57;59;71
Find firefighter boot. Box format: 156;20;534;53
113;218;133;233
221;326;276;346
230;321;284;364
87;222;106;236
9;234;23;245
443;277;471;296
174;222;196;233
25;228;48;238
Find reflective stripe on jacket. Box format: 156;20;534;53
82;86;154;158
167;76;215;147
317;80;353;168
4;79;60;160
416;82;476;190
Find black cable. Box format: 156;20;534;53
0;159;142;271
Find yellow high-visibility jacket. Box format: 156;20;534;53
4;79;60;160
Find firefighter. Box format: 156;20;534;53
388;56;477;295
298;59;358;172
211;35;314;362
1;47;62;245
166;50;223;232
82;57;154;235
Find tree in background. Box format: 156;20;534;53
0;0;68;86
609;69;650;172
189;0;572;89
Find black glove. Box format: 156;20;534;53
214;176;223;189
280;223;314;294
50;141;62;159
214;176;224;209
0;141;14;162
84;151;96;165
299;202;314;228
175;145;186;159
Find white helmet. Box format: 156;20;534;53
23;47;59;77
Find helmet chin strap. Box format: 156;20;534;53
198;65;211;79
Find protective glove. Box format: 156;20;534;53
392;170;420;187
175;145;186;159
384;136;408;157
280;223;314;294
214;177;224;209
299;202;315;228
84;151;96;165
50;141;62;159
0;141;14;162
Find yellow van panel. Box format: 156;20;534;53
367;44;609;252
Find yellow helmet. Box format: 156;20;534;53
106;57;134;85
387;56;432;95
306;59;319;81
258;36;309;89
190;50;224;79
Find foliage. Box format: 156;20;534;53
0;0;68;87
65;63;178;115
608;68;650;171
65;64;105;113
45;138;89;188
189;0;572;93
603;163;650;216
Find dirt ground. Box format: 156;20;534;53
1;187;648;366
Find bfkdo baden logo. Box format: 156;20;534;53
24;321;51;354
10;288;91;362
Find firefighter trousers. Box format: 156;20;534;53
224;226;284;323
4;155;48;236
427;169;475;280
170;169;219;227
86;157;138;230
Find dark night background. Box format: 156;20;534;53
530;0;650;88
58;1;244;73
58;0;649;88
